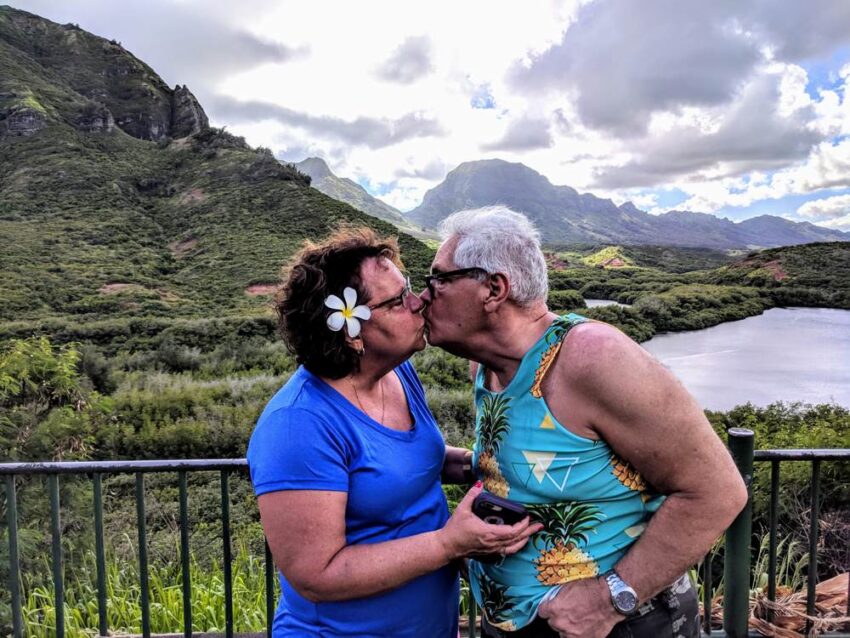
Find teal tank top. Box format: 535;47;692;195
469;314;664;631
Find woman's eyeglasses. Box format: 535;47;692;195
368;276;415;311
423;267;488;297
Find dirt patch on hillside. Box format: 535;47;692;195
180;188;206;204
602;257;626;268
245;283;278;296
99;283;140;294
170;237;197;258
544;252;569;269
762;260;788;281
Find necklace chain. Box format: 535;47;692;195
349;376;386;424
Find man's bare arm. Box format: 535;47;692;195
442;445;474;484
565;322;748;600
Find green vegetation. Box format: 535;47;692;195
1;8;849;634
18;545;277;638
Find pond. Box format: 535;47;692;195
641;307;850;411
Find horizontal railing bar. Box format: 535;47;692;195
0;450;845;477
754;449;850;460
0;459;248;475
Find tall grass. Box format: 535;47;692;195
21;544;278;638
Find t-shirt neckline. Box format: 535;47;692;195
307;366;419;441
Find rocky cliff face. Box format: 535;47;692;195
0;100;47;138
0;6;209;142
171;85;209;138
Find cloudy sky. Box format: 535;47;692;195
8;0;850;228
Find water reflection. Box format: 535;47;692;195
641;307;850;411
584;299;630;308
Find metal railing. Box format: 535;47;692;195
705;430;850;637
2;432;849;638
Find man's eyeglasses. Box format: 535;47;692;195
368;276;415;311
423;267;488;297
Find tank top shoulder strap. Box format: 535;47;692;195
529;313;588;398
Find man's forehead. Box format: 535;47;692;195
431;237;458;271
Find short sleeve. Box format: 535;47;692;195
397;360;426;402
247;406;350;496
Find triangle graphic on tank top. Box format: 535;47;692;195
510;462;536;488
539;414;555;429
521;452;579;492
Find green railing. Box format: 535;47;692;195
707;430;850;638
2;431;849;638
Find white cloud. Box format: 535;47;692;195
798;194;850;220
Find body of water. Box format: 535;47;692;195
641;307;850;411
584;299;630;308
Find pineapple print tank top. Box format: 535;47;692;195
469;313;665;632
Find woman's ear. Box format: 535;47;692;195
345;335;365;356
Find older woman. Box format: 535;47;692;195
247;227;540;638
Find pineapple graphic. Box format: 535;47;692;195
477;392;512;497
531;316;578;397
610;454;647;493
479;573;516;631
528;502;603;585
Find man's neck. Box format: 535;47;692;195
468;305;556;391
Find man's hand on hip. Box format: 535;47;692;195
537;577;622;638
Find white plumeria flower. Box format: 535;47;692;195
325;287;371;338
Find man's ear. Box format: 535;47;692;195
483;272;510;312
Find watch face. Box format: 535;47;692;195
614;590;638;613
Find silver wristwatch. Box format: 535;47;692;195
603;570;638;615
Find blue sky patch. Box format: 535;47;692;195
802;46;850;100
471;83;496;109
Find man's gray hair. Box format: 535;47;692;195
438;206;548;306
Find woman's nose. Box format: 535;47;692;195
408;292;426;313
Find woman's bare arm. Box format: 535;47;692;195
259;484;541;602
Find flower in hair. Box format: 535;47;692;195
325;287;371;338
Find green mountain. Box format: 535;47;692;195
0;6;432;330
405;159;850;249
293;157;403;224
707;241;850;308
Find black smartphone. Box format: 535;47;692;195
472;492;528;526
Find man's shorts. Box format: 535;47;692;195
480;574;701;638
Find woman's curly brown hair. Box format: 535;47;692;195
275;226;402;379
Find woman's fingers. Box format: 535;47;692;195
455;482;484;514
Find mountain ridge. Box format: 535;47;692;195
0;6;432;324
405;159;848;249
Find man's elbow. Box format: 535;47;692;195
716;473;749;528
730;474;749;518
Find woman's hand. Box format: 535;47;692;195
437;483;543;561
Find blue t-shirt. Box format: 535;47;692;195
247;361;460;638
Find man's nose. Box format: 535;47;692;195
418;286;432;306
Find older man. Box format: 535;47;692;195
421;206;747;638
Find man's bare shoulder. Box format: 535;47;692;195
559;320;640;375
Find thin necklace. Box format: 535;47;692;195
349;376;385;424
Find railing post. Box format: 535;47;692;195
93;473;108;638
49;474;65;638
5;475;23;638
723;428;754;638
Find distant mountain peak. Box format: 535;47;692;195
295;157;333;180
292;157;412;228
404;159;850;249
